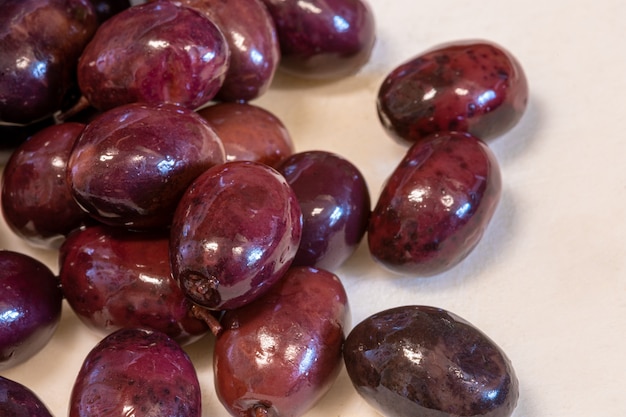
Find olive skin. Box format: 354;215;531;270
170;161;302;311
1;122;90;249
367;131;501;276
343;305;519;417
69;328;201;417
0;376;54;417
276;150;371;270
214;266;350;417
77;0;230;111
377;40;528;146
0;0;98;125
173;0;280;102
66;102;225;229
0;251;63;371
261;0;376;79
197;102;294;168
58;225;209;346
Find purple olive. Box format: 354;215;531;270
261;0;376;79
66;102;225;229
368;131;501;276
197;102;294;168
276;150;371;270
2;122;90;249
170;161;302;311
377;40;529;146
214;266;350;417
0;250;63;371
77;0;230;111
69;328;201;417
174;0;280;102
59;225;209;345
0;376;54;417
0;0;98;124
343;305;519;417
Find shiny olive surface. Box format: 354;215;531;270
0;0;98;125
197;102;294;168
368;131;501;276
276;150;370;270
69;328;201;417
0;250;62;371
174;0;280;102
1;122;90;249
59;225;209;346
261;0;376;79
77;0;230;111
66;102;225;229
170;161;302;311
0;376;54;417
214;266;350;417
343;305;519;417
377;40;528;146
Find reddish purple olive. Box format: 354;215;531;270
377;40;528;146
214;266;350;417
170;161;302;311
69;328;201;417
368;131;501;276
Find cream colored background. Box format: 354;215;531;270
2;0;625;416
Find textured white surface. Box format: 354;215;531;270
2;0;626;416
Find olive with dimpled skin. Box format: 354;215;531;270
377;39;529;146
368;131;501;276
343;305;519;417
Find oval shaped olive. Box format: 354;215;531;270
170;161;302;311
261;0;376;79
276;150;370;270
343;305;519;417
69;328;201;417
377;40;528;146
367;131;501;276
214;266;350;417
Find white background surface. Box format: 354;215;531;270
2;0;626;416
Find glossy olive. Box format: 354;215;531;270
377;40;528;146
344;305;519;417
368;131;501;276
170;161;302;311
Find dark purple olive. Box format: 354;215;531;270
214;266;350;417
0;0;98;125
170;161;302;311
368;131;501;276
2;122;90;249
59;225;209;346
77;0;230;111
197;102;294;168
261;0;376;79
0;376;54;417
0;250;63;371
66;102;225;229
174;0;280;102
69;328;201;417
377;40;529;146
276;150;370;270
343;305;519;417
